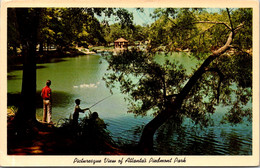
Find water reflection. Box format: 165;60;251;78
51;91;75;108
8;65;48;73
152;121;252;155
7;75;21;80
8;91;74;109
220;129;252;155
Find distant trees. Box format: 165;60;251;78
8;8;149;55
103;23;149;45
103;8;252;153
8;8;130;56
38;8;108;50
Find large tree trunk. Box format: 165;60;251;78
14;9;41;126
139;29;238;153
139;102;179;153
39;42;44;54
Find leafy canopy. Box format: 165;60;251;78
104;8;252;127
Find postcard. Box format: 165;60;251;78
0;0;259;166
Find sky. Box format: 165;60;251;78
128;8;156;26
96;8;154;26
97;8;223;26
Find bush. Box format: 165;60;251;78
56;112;116;154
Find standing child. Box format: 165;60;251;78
73;99;89;125
41;80;52;123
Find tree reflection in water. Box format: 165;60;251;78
220;129;252;155
151;120;251;155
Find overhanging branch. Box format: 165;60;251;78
195;21;232;30
176;21;244;103
226;8;234;31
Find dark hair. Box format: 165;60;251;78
46;80;51;86
91;112;98;119
75;99;81;105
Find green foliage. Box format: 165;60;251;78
8;8;135;53
8;106;18;117
104;23;132;43
57;112;115;154
231;8;252;49
148;8;200;52
104;49;188;117
104;8;252;129
222;102;252;124
103;23;149;44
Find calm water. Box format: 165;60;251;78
7;52;252;155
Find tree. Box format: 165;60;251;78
103;8;252;153
132;24;150;43
13;8;41;126
38;8;59;53
104;23;149;45
104;23;132;43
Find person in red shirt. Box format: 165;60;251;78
41;80;52;123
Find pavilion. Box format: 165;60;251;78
114;38;128;49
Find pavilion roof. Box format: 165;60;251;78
114;38;128;42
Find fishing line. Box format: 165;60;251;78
88;94;114;109
85;72;146;114
84;94;114;117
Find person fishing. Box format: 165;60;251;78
73;99;89;126
89;112;106;129
72;94;112;125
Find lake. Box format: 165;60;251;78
7;52;252;155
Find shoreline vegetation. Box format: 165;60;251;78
8;46;111;66
7;106;131;155
7;44;195;67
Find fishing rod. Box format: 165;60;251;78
88;94;114;109
86;72;145;110
84;94;113;117
85;74;144;113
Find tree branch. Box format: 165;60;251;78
139;15;245;153
234;22;244;32
184;20;232;43
166;17;177;26
212;22;244;55
196;21;232;30
205;67;224;103
226;8;234;31
212;31;233;55
176;21;244;103
177;30;233;104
